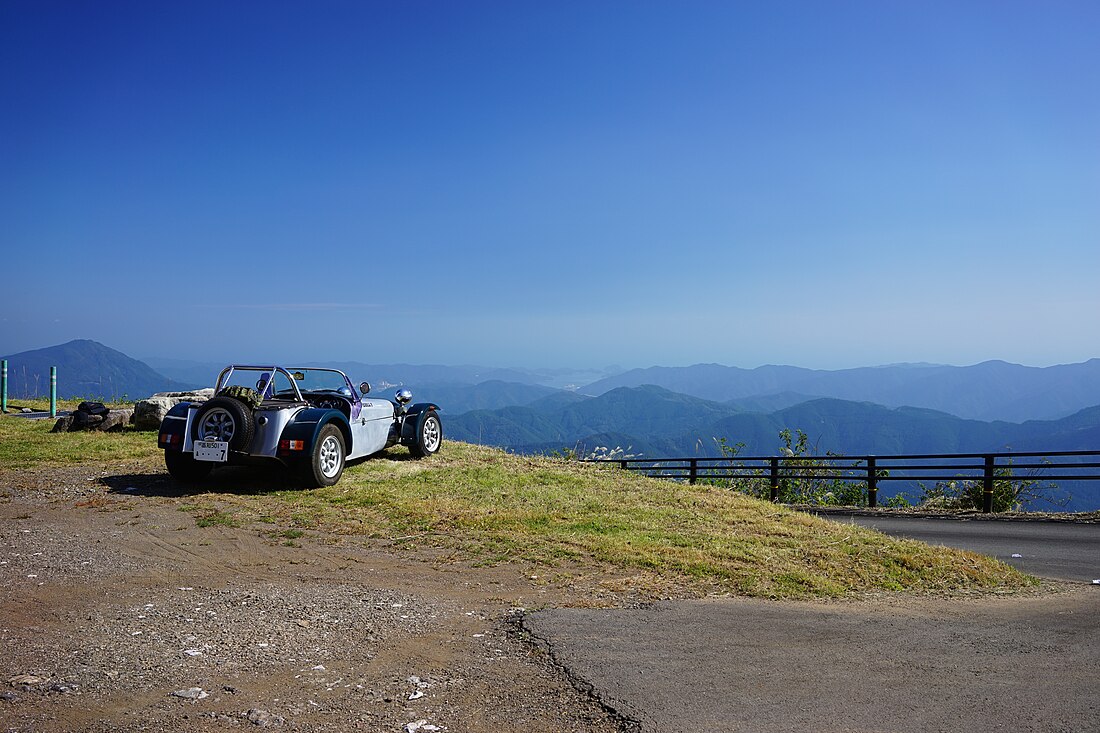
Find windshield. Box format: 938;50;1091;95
287;368;352;394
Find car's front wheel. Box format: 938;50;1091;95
409;411;442;458
299;424;345;487
165;450;213;483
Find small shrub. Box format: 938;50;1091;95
710;429;871;506
911;458;1063;512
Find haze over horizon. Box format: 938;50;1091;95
3;2;1098;370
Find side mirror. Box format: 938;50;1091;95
360;382;371;395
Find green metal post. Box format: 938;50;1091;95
1;359;7;413
50;366;57;418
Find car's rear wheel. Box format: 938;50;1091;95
300;424;345;487
191;396;254;450
165;450;213;482
409;411;442;458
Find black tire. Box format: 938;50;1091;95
299;424;345;487
191;396;255;451
165;450;213;482
409;411;442;458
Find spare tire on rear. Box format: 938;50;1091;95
191;396;255;451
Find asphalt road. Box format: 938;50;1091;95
525;590;1100;733
830;515;1100;582
527;517;1100;732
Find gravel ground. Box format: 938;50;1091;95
5;456;1086;733
0;461;621;733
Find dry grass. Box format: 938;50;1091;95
205;442;1035;599
0;418;1036;599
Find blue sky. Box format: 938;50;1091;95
2;0;1098;370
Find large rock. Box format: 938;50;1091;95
99;409;134;432
52;407;134;433
131;389;214;431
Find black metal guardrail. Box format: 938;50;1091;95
588;450;1100;513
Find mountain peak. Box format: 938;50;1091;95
1;340;193;399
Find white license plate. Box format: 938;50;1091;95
194;440;229;462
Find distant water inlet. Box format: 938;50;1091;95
594;450;1100;513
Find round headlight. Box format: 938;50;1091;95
395;388;413;404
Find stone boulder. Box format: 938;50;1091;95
52;405;135;433
131;389;214;431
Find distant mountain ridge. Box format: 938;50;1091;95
445;385;1100;511
582;360;1100;422
447;384;1100;457
1;340;194;399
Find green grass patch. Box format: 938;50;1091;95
205;442;1035;599
0;407;160;469
190;508;240;528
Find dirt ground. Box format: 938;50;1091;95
3;460;1091;733
0;460;625;733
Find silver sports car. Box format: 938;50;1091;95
158;365;441;486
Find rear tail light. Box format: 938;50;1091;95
279;439;305;451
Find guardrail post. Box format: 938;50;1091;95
50;366;57;418
983;455;995;513
770;457;780;502
689;459;698;485
620;460;627;470
1;359;7;413
866;456;878;508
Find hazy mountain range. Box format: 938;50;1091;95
1;340;189;399
5;340;1098;510
445;383;1100;458
583;361;1100;423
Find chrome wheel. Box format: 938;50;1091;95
421;415;441;453
197;407;235;442
318;434;343;479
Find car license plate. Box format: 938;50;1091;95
194;440;229;462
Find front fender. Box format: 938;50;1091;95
400;403;440;443
278;409;351;458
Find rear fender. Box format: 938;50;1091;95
278;409;351;459
158;402;192;451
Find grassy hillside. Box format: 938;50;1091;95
190;443;1034;599
0;415;1041;599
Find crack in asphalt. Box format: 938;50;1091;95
504;610;643;733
